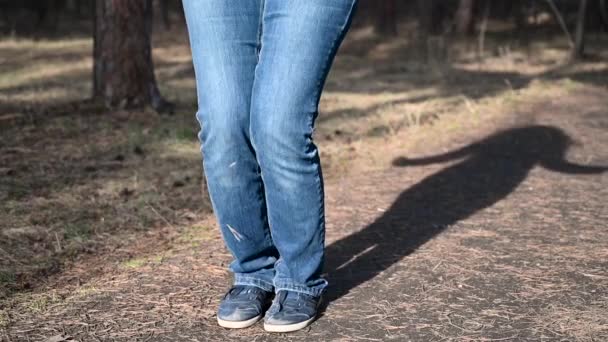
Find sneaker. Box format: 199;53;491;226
216;285;273;329
263;290;321;332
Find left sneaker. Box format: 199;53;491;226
263;290;321;333
216;285;273;329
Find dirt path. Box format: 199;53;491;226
3;83;606;341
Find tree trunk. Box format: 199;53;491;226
512;0;528;31
572;0;589;59
159;0;171;30
93;0;172;112
374;0;398;36
417;0;434;38
601;0;608;31
455;0;475;36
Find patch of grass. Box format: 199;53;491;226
26;293;61;313
173;126;198;142
120;253;168;269
366;124;391;137
4;181;30;200
557;77;582;90
178;224;215;246
121;258;147;269
0;309;8;328
150;254;166;264
63;223;92;241
0;271;15;283
0;270;16;286
73;285;99;298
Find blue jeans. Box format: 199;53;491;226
182;0;358;297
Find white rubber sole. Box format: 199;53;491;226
217;314;262;329
263;316;316;333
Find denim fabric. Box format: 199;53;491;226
182;0;358;297
264;290;321;325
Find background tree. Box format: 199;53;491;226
374;0;398;36
158;0;172;30
417;0;435;38
602;0;608;30
93;0;172;112
455;0;475;36
572;0;589;59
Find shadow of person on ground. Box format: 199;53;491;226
322;125;607;308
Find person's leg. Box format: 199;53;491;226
182;0;278;292
250;0;359;298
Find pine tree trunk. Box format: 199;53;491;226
455;0;475;36
374;0;398;36
93;0;172;112
601;0;608;31
159;0;171;30
417;0;434;37
572;0;589;60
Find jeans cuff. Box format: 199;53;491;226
273;280;328;297
234;274;275;292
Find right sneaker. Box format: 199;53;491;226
216;285;273;329
263;290;322;333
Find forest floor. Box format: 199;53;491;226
1;24;608;341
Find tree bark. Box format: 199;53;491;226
93;0;172;112
417;0;434;38
572;0;589;60
159;0;171;30
374;0;398;36
601;0;608;31
455;0;475;36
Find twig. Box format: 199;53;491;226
54;232;62;252
432;260;443;271
1;147;35;154
445;312;482;333
545;0;575;48
481;335;522;341
477;0;490;63
145;201;176;230
579;271;608;279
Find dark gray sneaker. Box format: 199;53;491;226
216;285;273;329
263;290;321;332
